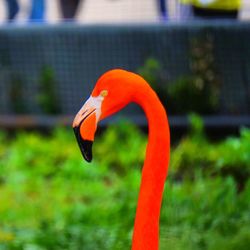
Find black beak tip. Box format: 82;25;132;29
84;155;92;163
73;127;93;163
81;140;93;162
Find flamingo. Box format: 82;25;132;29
72;69;170;250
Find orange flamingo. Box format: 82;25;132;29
72;69;170;250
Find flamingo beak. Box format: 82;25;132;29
72;95;104;162
73;126;93;162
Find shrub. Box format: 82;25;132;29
137;32;221;115
0;120;249;249
37;66;60;114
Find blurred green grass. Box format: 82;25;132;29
0;118;249;250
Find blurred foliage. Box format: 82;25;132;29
138;34;220;114
171;115;250;191
137;58;168;91
137;58;170;111
9;74;26;114
0;119;249;250
186;33;220;113
37;66;61;114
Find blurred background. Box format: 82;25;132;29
0;0;250;250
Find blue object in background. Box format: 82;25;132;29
29;0;45;22
5;0;19;21
158;0;168;21
179;3;194;20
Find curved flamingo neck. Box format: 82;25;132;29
131;82;170;250
94;69;170;249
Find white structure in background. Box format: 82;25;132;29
240;0;250;19
0;0;159;24
0;0;249;24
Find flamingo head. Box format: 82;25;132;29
72;70;135;162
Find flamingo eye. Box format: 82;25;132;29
100;90;108;97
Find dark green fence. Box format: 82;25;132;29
0;22;249;127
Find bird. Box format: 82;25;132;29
72;69;170;250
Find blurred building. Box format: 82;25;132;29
0;0;250;24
